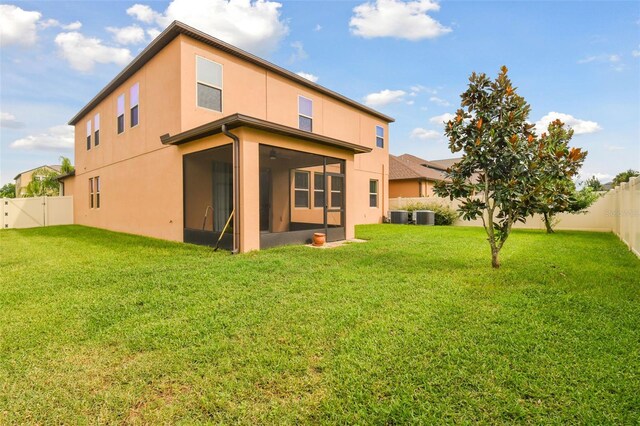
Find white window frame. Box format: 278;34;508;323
298;95;313;132
375;125;384;148
86;120;92;150
313;172;324;209
293;170;310;209
117;94;125;135
369;179;378;208
130;83;139;128
94;113;100;147
195;55;223;113
330;175;343;209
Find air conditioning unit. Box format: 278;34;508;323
390;210;409;224
414;210;435;225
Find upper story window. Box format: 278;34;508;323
298;96;313;132
376;125;384;148
196;56;222;112
117;94;125;134
86;120;91;150
294;170;310;208
94;113;100;146
130;83;139;127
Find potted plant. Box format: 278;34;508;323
312;232;326;246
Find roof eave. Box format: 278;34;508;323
161;113;372;154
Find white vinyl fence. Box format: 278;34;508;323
1;196;73;229
390;176;640;257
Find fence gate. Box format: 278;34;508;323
1;196;73;229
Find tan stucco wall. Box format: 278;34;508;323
69;34;389;251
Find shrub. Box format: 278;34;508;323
401;202;459;225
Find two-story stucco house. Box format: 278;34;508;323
60;21;393;253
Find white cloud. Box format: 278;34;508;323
37;17;82;31
10;125;74;151
107;25;146;45
55;32;133;72
289;41;308;63
39;18;60;29
363;89;406;107
127;0;289;55
578;53;626;71
0;112;25;129
632;45;640;57
411;128;441;140
429;112;455;125
0;5;41;47
296;72;319;83
535;112;602;135
147;28;162;39
126;4;162;24
314;24;322;31
578;171;613;184
406;100;415;105
62;21;82;31
350;0;451;40
429;96;450;106
605;144;625;151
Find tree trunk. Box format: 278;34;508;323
543;212;554;234
491;246;500;268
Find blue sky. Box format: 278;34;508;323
1;0;639;185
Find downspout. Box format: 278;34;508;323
222;124;240;254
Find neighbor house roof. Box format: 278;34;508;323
69;21;394;126
14;165;62;181
389;155;447;181
397;153;453;172
161;113;372;154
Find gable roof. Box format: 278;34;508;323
69;21;394;126
389;155;447;181
161;113;372;154
14;165;62;180
397;153;452;171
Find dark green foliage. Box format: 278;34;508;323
435;66;587;264
612;169;639;187
584;176;604;192
1;225;639;423
401;201;459;225
0;182;16;198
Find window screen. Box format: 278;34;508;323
369;179;378;207
94;113;100;146
376;125;384;148
298;96;313;132
117;94;125;134
314;173;324;208
86;120;91;150
294;171;310;208
196;56;222;111
130;83;139;127
331;176;343;208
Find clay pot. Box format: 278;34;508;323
312;232;326;247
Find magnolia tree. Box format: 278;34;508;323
434;66;587;268
531;120;589;233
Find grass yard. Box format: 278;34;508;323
1;225;639;424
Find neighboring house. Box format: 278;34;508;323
59;21;393;253
14;165;62;197
389;154;452;198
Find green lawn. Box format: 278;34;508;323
1;225;639;424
